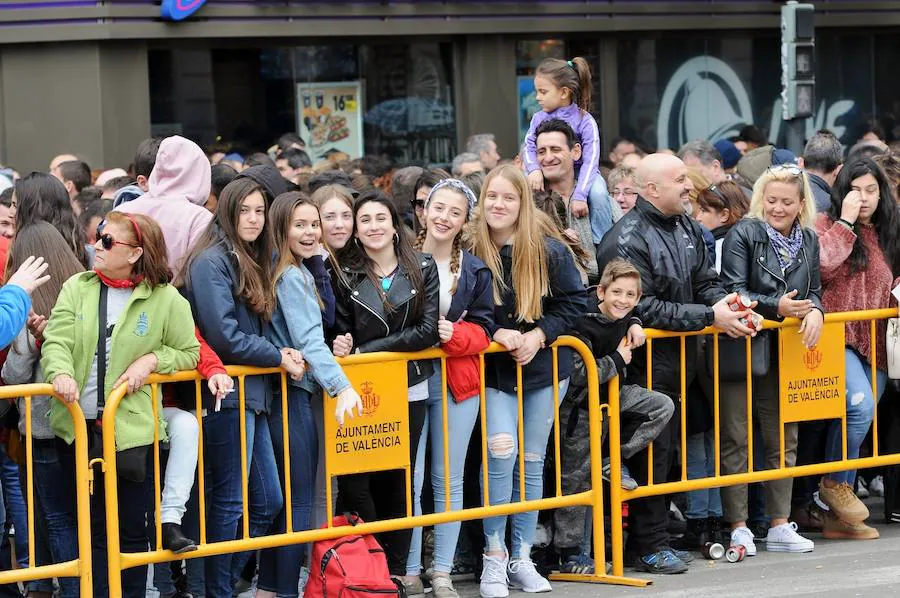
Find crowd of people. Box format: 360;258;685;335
0;54;894;598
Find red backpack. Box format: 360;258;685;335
304;513;404;598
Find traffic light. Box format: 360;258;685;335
781;1;815;120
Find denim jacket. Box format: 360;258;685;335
269;264;351;397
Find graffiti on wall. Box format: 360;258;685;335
657;56;856;150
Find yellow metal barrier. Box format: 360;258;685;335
99;336;648;594
606;307;900;583
0;385;93;595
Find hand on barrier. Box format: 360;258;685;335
526;169;545;192
511;328;545;366
799;309;824;349
840;189;862;224
7;256;50;295
332;333;354;357
335;386;363;426
280;348;306;381
493;328;525;351
778;289;814;319
26;310;48;342
616;337;633;364
438;316;454;343
113;353;159;394
570;199;589;218
207;373;234;400
712;293;758;338
626;322;646;348
53;374;80;404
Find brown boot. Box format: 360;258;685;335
791;502;826;532
822;512;880;540
818;479;869;523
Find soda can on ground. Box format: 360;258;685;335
701;542;725;560
725;544;746;563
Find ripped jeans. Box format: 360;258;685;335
482;380;569;561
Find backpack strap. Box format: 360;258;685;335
97;284;109;413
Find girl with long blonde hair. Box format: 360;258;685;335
471;164;587;596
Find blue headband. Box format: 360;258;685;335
424;179;478;221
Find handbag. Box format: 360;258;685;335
87;284;149;484
887;318;900;380
705;331;771;382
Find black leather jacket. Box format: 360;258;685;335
332;252;440;387
719;218;824;321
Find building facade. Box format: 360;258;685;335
1;1;898;171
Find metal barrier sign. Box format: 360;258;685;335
779;322;846;422
324;360;410;475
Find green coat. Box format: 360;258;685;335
41;272;200;450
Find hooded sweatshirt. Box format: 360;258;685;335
115;136;213;279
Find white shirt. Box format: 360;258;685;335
81;287;132;419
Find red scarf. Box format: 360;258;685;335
94;269;144;289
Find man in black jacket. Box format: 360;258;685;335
597;153;755;573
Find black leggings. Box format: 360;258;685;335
337;400;426;576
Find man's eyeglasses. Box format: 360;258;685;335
98;233;140;251
612;189;638;198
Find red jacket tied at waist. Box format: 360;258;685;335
441;320;490;402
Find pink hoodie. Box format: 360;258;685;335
116;136;213;279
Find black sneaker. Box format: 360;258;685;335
635;550;688;575
162;523;198;555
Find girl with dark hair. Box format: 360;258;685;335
524;57;613;246
256;192;362;598
331;190;439;589
814;157;900;540
2;222;83;598
180;178;306;597
405;180;494;597
11;172;89;267
41;212;200;597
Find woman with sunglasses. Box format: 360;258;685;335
813;158;900;540
180;178;307;597
331;190;439;591
41;212;201;597
718;165;823;556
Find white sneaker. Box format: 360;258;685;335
766;522;814;553
480;554;509;598
871;475;885;497
507;559;551;593
856;477;870;499
730;526;757;556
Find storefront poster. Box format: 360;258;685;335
296;81;364;160
323;360;410;476
518;76;540;144
779;323;846;423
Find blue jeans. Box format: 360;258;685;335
825;348;887;484
0;446;27;570
685;430;722;519
482;380;569;561
407;370;480;574
587;175;614;244
30;440;78;597
258;387;318;597
203;408;283;598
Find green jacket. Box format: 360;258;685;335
41;272;200;450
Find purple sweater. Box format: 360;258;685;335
523;103;601;203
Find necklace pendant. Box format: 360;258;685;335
381;277;392;292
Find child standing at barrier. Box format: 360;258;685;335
471;165;587;597
553;259;675;574
523;57;619;247
180;179;306;598
815;158;900;540
405;179;494;598
41;212;200;598
331;190;440;592
552;259;675;574
257;191;363;598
